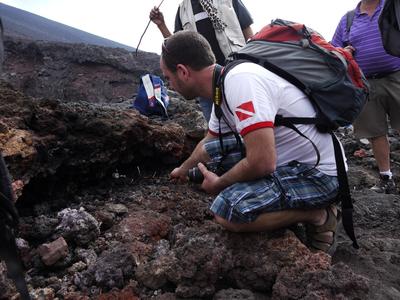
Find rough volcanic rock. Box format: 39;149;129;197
55;208;100;246
0;83;199;210
1;37;161;103
0;39;399;300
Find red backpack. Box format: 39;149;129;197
215;19;369;249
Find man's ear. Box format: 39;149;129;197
176;64;190;81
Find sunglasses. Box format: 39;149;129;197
162;38;170;55
162;38;179;71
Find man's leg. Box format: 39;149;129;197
353;77;397;193
368;134;396;193
214;207;330;233
215;206;337;253
209;161;339;253
369;135;390;172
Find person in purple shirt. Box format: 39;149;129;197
332;0;400;194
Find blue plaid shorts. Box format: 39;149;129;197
204;135;339;223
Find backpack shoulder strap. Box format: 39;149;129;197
212;62;244;157
331;133;359;249
274;115;321;167
214;60;247;116
346;9;356;33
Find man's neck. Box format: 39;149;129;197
360;0;380;15
196;64;216;100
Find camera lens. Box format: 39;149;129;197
187;167;204;183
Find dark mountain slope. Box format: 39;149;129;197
0;3;135;51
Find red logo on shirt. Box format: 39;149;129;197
235;101;255;121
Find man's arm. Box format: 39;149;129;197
242;26;254;41
149;7;172;38
199;127;276;195
170;132;214;182
232;0;254;41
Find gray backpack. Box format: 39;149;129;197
214;19;370;249
379;0;400;57
225;19;369;131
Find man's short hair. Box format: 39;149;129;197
161;31;216;72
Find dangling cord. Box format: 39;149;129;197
135;0;165;56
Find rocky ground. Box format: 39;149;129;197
0;37;400;300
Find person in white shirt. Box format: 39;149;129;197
149;0;254;122
163;31;343;253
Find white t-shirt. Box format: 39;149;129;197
208;62;345;176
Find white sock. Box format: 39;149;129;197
380;170;392;179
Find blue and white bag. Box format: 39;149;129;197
132;74;169;117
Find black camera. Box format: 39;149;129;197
187;161;225;183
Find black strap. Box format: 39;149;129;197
344;9;356;47
331;133;359;249
275;115;321;168
213;64;245;158
213;64;229;156
346;9;356;33
275;118;359;249
276;119;359;248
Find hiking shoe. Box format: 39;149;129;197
370;175;397;194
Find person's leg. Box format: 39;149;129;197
214;207;329;233
369;135;390;172
386;71;400;135
368;72;400;193
214;200;338;253
209;162;339;251
373;72;400;175
353;77;397;192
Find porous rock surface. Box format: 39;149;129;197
0;38;399;299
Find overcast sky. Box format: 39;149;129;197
2;0;360;54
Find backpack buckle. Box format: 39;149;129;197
301;39;310;48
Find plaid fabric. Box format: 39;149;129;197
204;136;339;223
204;134;245;172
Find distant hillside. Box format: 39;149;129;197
0;3;135;51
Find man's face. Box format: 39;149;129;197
160;58;196;100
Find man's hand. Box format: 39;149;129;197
149;7;165;26
344;45;356;55
170;167;189;183
198;163;222;195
